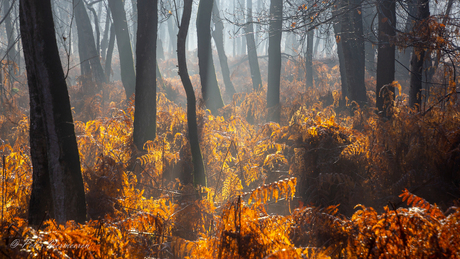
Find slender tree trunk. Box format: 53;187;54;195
108;0;136;98
212;3;237;97
105;25;116;82
376;0;396;117
395;0;416;83
341;0;366;104
131;0;138;57
197;0;224;114
244;0;263;91
305;29;314;89
178;0;207;187
133;0;158;150
3;0;18;83
267;0;283;123
20;0;86;225
332;14;349;99
86;3;101;57
101;6;111;60
73;0;106;89
409;0;430;110
363;2;377;77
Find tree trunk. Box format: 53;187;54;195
73;0;106;89
105;25;116;82
20;0;86;225
395;0;416;83
363;2;377;77
376;0;396;118
341;0;366;104
267;0;283;123
178;0;207;187
86;3;101;57
211;3;237;97
409;0;430;110
305;29;314;89
332;14;349;99
3;0;18;83
244;0;263;91
131;0;138;57
108;0;136;98
133;0;158;150
197;0;224;114
101;6;111;60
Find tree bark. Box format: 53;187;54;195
266;0;283;123
178;0;207;187
333;16;349;99
20;0;86;225
244;0;263;91
73;0;106;89
409;0;430;110
376;0;396;118
108;0;136;98
211;2;237;97
133;0;158;150
341;0;366;104
197;0;224;114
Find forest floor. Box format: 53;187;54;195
1;56;460;258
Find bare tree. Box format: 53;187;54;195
178;0;207;187
197;0;225;114
133;0;158;150
376;0;396;117
108;0;136;98
266;0;283;123
20;0;86;225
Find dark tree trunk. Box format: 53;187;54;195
20;0;86;225
376;0;396;118
305;29;314;89
73;0;106;89
197;0;224;114
105;25;116;82
244;0;263;91
332;13;349;99
341;0;366;104
178;0;207;187
409;0;430;110
133;0;158;150
267;0;283;123
108;0;136;98
212;3;237;97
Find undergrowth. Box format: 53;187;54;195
0;57;459;258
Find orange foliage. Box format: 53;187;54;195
0;56;459;258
